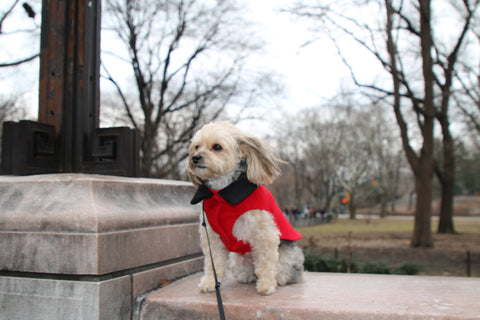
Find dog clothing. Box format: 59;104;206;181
191;177;302;255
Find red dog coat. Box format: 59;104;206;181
191;177;302;254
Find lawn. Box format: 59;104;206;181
296;217;480;277
297;216;480;235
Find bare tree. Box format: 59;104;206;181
0;0;39;67
271;104;407;220
0;1;38;160
271;113;310;209
301;114;343;213
362;102;406;218
454;63;480;134
429;0;479;234
287;0;479;246
102;0;272;178
333;104;386;219
291;109;344;211
454;14;480;136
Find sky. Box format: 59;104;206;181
0;0;366;133
245;0;349;106
226;0;359;133
0;1;41;117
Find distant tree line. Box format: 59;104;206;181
268;105;480;218
269;104;409;219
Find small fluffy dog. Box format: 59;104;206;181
188;122;304;295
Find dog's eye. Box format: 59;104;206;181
212;144;223;151
194;145;199;150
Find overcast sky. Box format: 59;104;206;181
0;0;367;132
245;0;349;106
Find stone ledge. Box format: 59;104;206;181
139;272;480;320
0;173;197;233
0;174;201;275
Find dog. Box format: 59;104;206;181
188;122;304;295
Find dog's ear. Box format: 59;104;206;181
239;135;282;186
187;168;203;187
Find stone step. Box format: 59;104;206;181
138;272;480;320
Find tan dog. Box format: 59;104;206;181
188;122;304;295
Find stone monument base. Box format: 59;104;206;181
0;174;202;320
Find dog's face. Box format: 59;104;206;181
188;122;282;187
188;122;242;186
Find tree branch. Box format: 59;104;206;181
0;53;39;67
101;63;139;130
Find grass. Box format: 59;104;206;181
296;217;480;276
451;219;480;233
296;216;480;236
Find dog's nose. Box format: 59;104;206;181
192;155;202;164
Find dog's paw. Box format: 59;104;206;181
235;272;257;284
198;275;216;293
256;278;277;295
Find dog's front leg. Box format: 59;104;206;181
199;218;228;293
233;210;280;295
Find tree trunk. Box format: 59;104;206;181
379;191;388;218
409;0;435;248
437;127;456;233
141;132;155;177
411;166;434;247
438;181;455;233
324;187;333;213
141;148;153;177
349;192;356;219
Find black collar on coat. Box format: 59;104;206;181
190;175;258;206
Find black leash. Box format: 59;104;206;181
202;205;226;320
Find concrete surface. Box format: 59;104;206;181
139;272;480;320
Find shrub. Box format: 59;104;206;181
304;250;339;272
303;250;421;275
304;250;356;273
360;260;391;274
394;261;422;275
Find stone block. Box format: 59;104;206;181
0;174;203;320
0;276;131;320
0;174;201;275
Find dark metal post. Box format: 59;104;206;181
467;250;471;277
38;0;101;172
1;0;139;176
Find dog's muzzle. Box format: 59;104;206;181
191;155;202;165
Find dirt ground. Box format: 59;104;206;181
300;229;480;277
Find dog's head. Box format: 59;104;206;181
187;122;282;187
